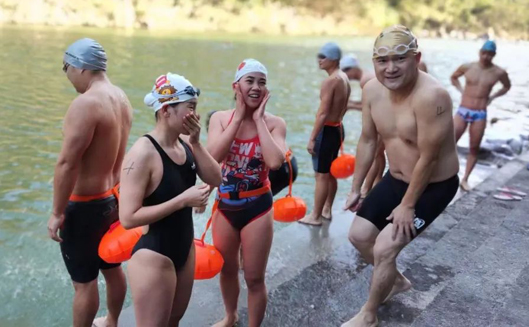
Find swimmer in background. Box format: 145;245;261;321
451;40;511;191
47;38;133;327
300;42;351;226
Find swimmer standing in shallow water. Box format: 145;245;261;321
47;38;133;327
451;40;511;191
299;42;351;226
343;25;459;327
207;59;287;327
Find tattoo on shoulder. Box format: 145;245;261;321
436;106;446;116
123;162;135;175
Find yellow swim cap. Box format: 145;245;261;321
373;25;418;59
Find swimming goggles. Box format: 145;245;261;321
373;38;417;58
150;86;201;100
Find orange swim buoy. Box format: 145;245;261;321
194;200;224;280
273;150;307;222
330;154;356;179
330;126;356;179
98;221;142;264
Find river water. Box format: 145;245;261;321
1;26;528;326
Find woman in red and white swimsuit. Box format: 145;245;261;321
207;59;287;327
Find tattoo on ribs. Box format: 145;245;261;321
123;162;134;175
436;106;446;116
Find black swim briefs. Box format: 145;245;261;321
312;124;344;174
60;196;120;283
356;172;459;235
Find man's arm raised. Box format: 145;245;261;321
48;97;97;242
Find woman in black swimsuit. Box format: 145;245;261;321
119;73;221;327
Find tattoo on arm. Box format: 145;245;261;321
436;106;446;116
123;162;135;175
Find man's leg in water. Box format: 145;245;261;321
72;280;99;327
99;267;127;327
461;119;486;191
322;175;338;220
299;172;330;226
348;216;411;303
342;224;409;327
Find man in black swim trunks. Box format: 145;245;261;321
342;26;459;327
300;42;351;226
47;38;133;327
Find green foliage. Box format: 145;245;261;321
1;0;528;37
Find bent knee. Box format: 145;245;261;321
348;228;374;248
373;240;401;263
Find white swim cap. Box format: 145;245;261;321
144;73;200;112
340;54;359;70
234;59;268;83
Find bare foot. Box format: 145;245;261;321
322;207;332;220
92;317;109;327
383;273;412;303
298;214;323;226
341;310;378;327
460;180;471;191
212;314;239;327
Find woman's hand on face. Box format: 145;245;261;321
253;89;270;122
183;112;201;145
234;83;246;121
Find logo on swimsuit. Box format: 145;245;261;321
191;162;196;170
414;217;425;230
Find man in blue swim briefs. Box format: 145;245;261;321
451;40;511;191
300;42;351;226
47;38;133;327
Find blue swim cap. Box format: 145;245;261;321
481;40;497;53
319;42;342;61
64;38;107;71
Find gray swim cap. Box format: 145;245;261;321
319;42;342;61
63;38;107;71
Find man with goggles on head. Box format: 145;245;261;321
342;25;460;327
451;40;511;191
299;42;351;226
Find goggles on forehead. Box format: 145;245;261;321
373;38;417;58
150;86;201;100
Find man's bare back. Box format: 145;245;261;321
324;70;351;122
365;72;458;183
455;62;509;110
71;83;133;195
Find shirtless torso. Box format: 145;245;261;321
366;72;459;183
71;83;133;195
453;62;509;110
324;70;352;122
